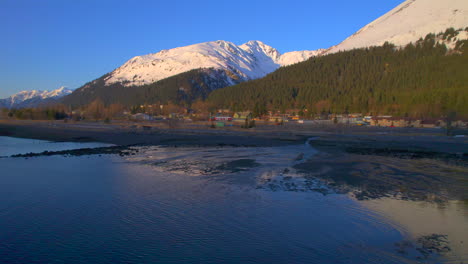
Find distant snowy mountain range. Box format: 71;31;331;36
0;87;72;109
4;0;467;108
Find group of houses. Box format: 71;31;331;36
212;111;301;124
368;116;467;128
211;112;253;122
126;108;467;129
333;114;467;128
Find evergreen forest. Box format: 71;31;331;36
208;29;468;118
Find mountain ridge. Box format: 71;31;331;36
63;40;323;107
62;68;239;108
103;40;324;87
325;0;468;54
0;87;73;109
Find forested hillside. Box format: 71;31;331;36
62;68;237;108
208;29;468;118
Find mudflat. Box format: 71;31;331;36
0;120;307;147
1;120;467;202
296;135;468;202
1;119;466;148
1;119;467;262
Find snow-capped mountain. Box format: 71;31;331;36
63;0;468;108
278;50;325;66
326;0;468;54
103;40;323;87
0;87;73;109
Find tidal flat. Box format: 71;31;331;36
0;135;467;263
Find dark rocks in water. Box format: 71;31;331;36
294;153;304;161
148;158;260;176
71;137;94;142
216;159;261;173
295;152;468;202
345;146;467;164
416;234;451;258
10;145;137;158
152;161;168;166
395;234;451;260
310;137;467;165
394;240;414;255
295;137;468;202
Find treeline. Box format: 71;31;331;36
62;68;237;108
0;101;126;121
208;28;468;118
72;99;125;121
0;100;193;121
1;106;68;120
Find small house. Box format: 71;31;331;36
233;112;252;121
418;119;446;128
212;116;232;121
131;113;153;121
370;116;411;127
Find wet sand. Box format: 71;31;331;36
296;135;468;201
1;119;466;148
0;120;307;147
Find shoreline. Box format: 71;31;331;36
1;119;467;150
0;120;311;147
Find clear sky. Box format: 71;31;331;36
0;0;404;98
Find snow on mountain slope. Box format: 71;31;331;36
40;86;72;98
0;87;72;108
278;49;326;66
104;40;321;87
326;0;468;54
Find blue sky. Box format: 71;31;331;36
0;0;403;98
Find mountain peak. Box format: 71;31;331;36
326;0;468;54
104;40;321;87
242;40;268;47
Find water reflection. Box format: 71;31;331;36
112;158;410;263
1;137;466;263
0;136;112;157
0;151;407;263
362;198;468;263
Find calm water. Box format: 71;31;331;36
0;136;112;157
0;136;466;263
